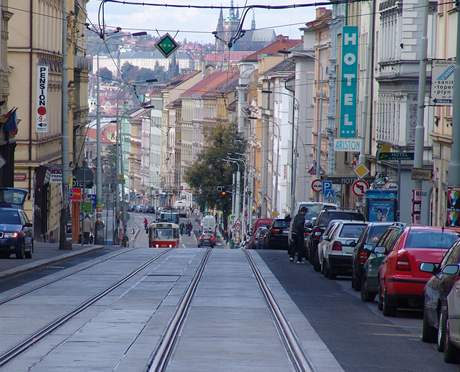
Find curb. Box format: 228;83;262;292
0;245;104;279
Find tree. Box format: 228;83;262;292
98;67;113;82
185;123;246;225
137;67;156;82
121;62;139;81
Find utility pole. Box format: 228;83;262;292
359;0;375;166
447;1;460;225
412;0;429;225
59;0;71;250
315;66;324;202
95;50;103;239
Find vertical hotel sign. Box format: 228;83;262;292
36;65;49;133
340;26;358;138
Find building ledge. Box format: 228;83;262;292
431;132;452;145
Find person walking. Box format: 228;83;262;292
290;207;307;263
82;214;93;245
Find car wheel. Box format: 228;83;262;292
313;257;321;272
360;277;375;302
421;309;437;343
352;270;361;291
444;310;460;363
437;309;447;351
378;283;383;311
15;243;25;259
326;262;335;279
382;291;397;317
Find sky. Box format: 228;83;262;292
87;0;320;43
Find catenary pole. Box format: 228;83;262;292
96;50;102;230
59;0;70;250
447;2;460;222
412;0;429;225
315;66;324;202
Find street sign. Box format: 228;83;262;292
431;60;455;105
411;168;433;181
311;179;322;193
155;33;179;58
352;179;369;197
354;163;369;179
334;138;361;152
36;65;49;133
14;173;27;182
377;152;414;161
322;180;334;199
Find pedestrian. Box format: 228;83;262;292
290;207;307;263
82;214;93;245
144;217;148;232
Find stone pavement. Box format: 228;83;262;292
0;241;103;278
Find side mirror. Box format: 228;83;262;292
349;241;357;247
420;262;437;274
24;222;32;228
442;264;460;276
373;246;385;255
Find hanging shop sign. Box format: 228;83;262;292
36;65;49;133
339;26;359;138
431;60;455;105
334;138;361;152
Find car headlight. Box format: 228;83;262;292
4;232;19;238
155;244;159;248
168;244;172;248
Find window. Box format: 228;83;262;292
154;228;174;239
339;224;367;238
366;225;392;246
0;210;21;225
441;241;460;267
405;231;458;250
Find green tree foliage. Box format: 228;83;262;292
98;67;113;82
185;123;246;220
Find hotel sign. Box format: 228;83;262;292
339;26;358;138
36;65;49;133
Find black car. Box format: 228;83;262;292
264;219;290;250
421;237;460;350
306;209;365;271
351;222;392;291
0;208;33;259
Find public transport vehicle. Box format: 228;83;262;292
159;211;180;225
148;222;180;248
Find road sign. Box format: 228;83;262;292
411;168;433;181
155;33;179;58
354;163;369;179
334;138;361;152
431;60;455;105
378;152;414;161
322;180;334;199
311;179;322;193
352;179;369;197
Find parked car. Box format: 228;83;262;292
444;276;460;363
351;222;393;290
288;202;337;252
360;223;406;302
318;221;367;279
420;238;460;352
254;226;269;249
264;218;290;250
247;218;273;249
0;208;34;259
378;226;459;316
306;209;365;272
197;232;216;247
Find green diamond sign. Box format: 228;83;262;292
155;33;179;58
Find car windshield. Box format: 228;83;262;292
0;209;21;225
340;224;367;238
405;230;458;249
300;204;323;220
319;211;364;226
366;225;391;246
273;220;289;228
154;228;174;239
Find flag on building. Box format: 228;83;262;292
1;108;18;138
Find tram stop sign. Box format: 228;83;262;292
155;33;179;58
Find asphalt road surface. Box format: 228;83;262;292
259;250;457;372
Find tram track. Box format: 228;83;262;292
244;249;313;372
0;248;171;367
146;248;212;372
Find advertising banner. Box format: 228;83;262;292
447;188;460;227
339;26;358;138
365;190;397;222
36;65;49;133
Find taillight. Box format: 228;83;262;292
272;228;280;234
332;242;342;251
396;253;411;271
358;250;370;264
313;227;322;240
304;231;310;237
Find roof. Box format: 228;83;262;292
181;69;239;99
242;37;302;62
166;71;201;89
204;51;252;63
264;58;296;77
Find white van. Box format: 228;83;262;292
201;215;216;233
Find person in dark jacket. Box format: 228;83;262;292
290;207;307;263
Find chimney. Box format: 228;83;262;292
316;7;327;19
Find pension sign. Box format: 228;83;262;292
340;26;358;138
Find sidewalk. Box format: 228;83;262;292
0;241;105;279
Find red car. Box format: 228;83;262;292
247;218;273;249
378;226;459;316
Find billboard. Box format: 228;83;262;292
339;26;358;138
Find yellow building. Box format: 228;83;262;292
7;0;88;240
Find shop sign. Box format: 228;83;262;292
339;26;359;138
334;138;361;152
14;173;27;182
36;65;49;133
431;60;455;105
